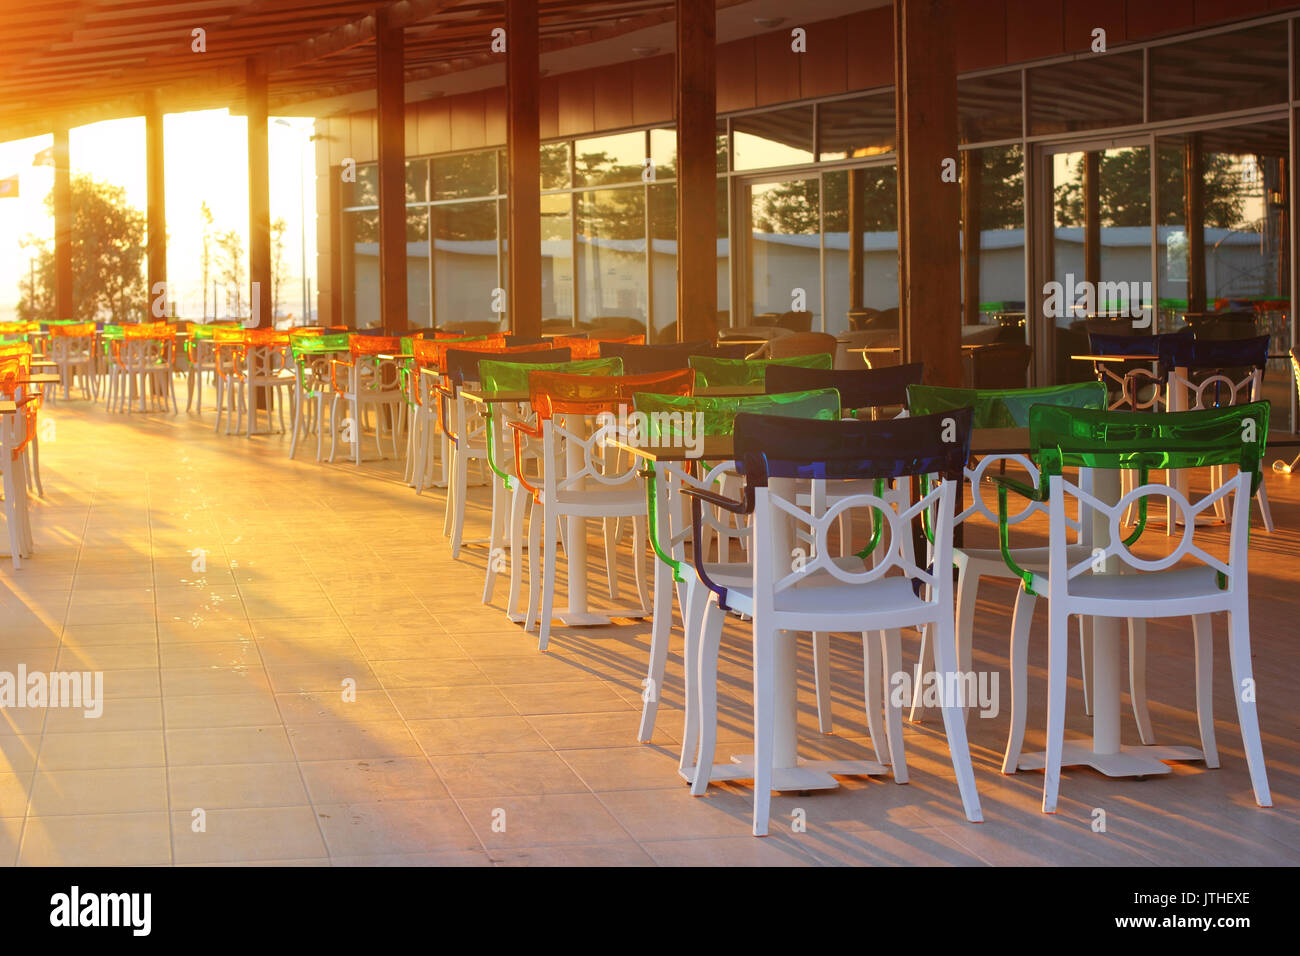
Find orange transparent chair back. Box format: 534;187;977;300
428;337;508;372
246;329;289;347
551;333;643;360
50;322;95;337
349;335;401;356
528;367;694;420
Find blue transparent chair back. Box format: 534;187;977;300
764;362;922;413
1158;334;1270;373
732;407;973;482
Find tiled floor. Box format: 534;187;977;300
0;385;1297;866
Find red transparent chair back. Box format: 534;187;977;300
427;337;508;372
528;367;694;420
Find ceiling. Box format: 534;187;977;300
0;0;886;143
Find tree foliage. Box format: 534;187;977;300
17;175;147;323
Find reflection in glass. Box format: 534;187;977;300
1028;52;1143;135
748;177;820;326
574;132;646;187
963;145;1024;328
541;193;573;321
433;200;499;326
540;143;571;190
1156;121;1291;426
818;94;895;160
733;105;814;171
649;128;675;180
576;188;647;329
1150;23;1288;122
649;182;676;340
822;167;898;335
346;209;379;328
958;71;1023;144
345;163;378;208
432;150;496;200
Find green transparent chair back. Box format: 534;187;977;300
293;333;351;356
908;381;1107;428
632;388;840;440
1030;401;1270;493
687;352;833;387
479;356;623;394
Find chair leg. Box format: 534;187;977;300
861;630;886;765
537;507;559;651
603;517;619;602
1079;614;1093;716
812;631;833;734
751;624;778;837
881;629;907;780
908;622;933;722
1001;586;1036;774
1255;480;1276;533
1041;604;1071;814
449;448;469;559
690;597;726;797
524;500;543;633
1128;617;1155;745
954;562;979;724
1226;608;1271;806
442;447;458;538
632;516;651;612
1191;613;1218;769
507;487;528;622
677;578;708;777
930;610;983;822
638;535;677;743
482;476;505;604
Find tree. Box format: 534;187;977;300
214;229;245;317
1054;146;1247;229
271;217;289;319
199;201;214;319
17;175;147;323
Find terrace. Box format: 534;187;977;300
1;0;1299;870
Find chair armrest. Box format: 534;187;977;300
506;417;542;499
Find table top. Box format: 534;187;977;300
0;400;15;414
19;373;62;385
609;426;1300;463
1073;352;1290;363
850;344;988;354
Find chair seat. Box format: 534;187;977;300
958;543;1093;574
553;483;644;513
1068;566;1226;607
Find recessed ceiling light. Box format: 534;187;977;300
631;46;660;57
753;16;785;28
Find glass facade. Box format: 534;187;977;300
338;15;1297;422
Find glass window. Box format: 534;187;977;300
822;166;899;335
540;193;573;321
818;94;895;161
649;128;675;180
733;105;814;171
1150;23;1288;122
747;177;821;326
576;187;647;329
432;200;499;325
343;163;378;208
344;209;379;328
406;158;429;203
958;71;1023;144
431;150;495;200
574;132;647;187
540;142;570;190
963;145;1025;330
717;119;729;173
1028;51;1143;136
648;182;676;340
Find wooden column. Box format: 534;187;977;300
506;0;541;338
377;8;407;334
848;168;866;315
1083;151;1101;295
1183;134;1206;315
52;127;73;320
675;0;717;343
894;0;960;385
246;59;272;329
146;94;167;315
961;148;981;325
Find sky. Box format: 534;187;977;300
0;110;316;323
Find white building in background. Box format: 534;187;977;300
350;225;1278;333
